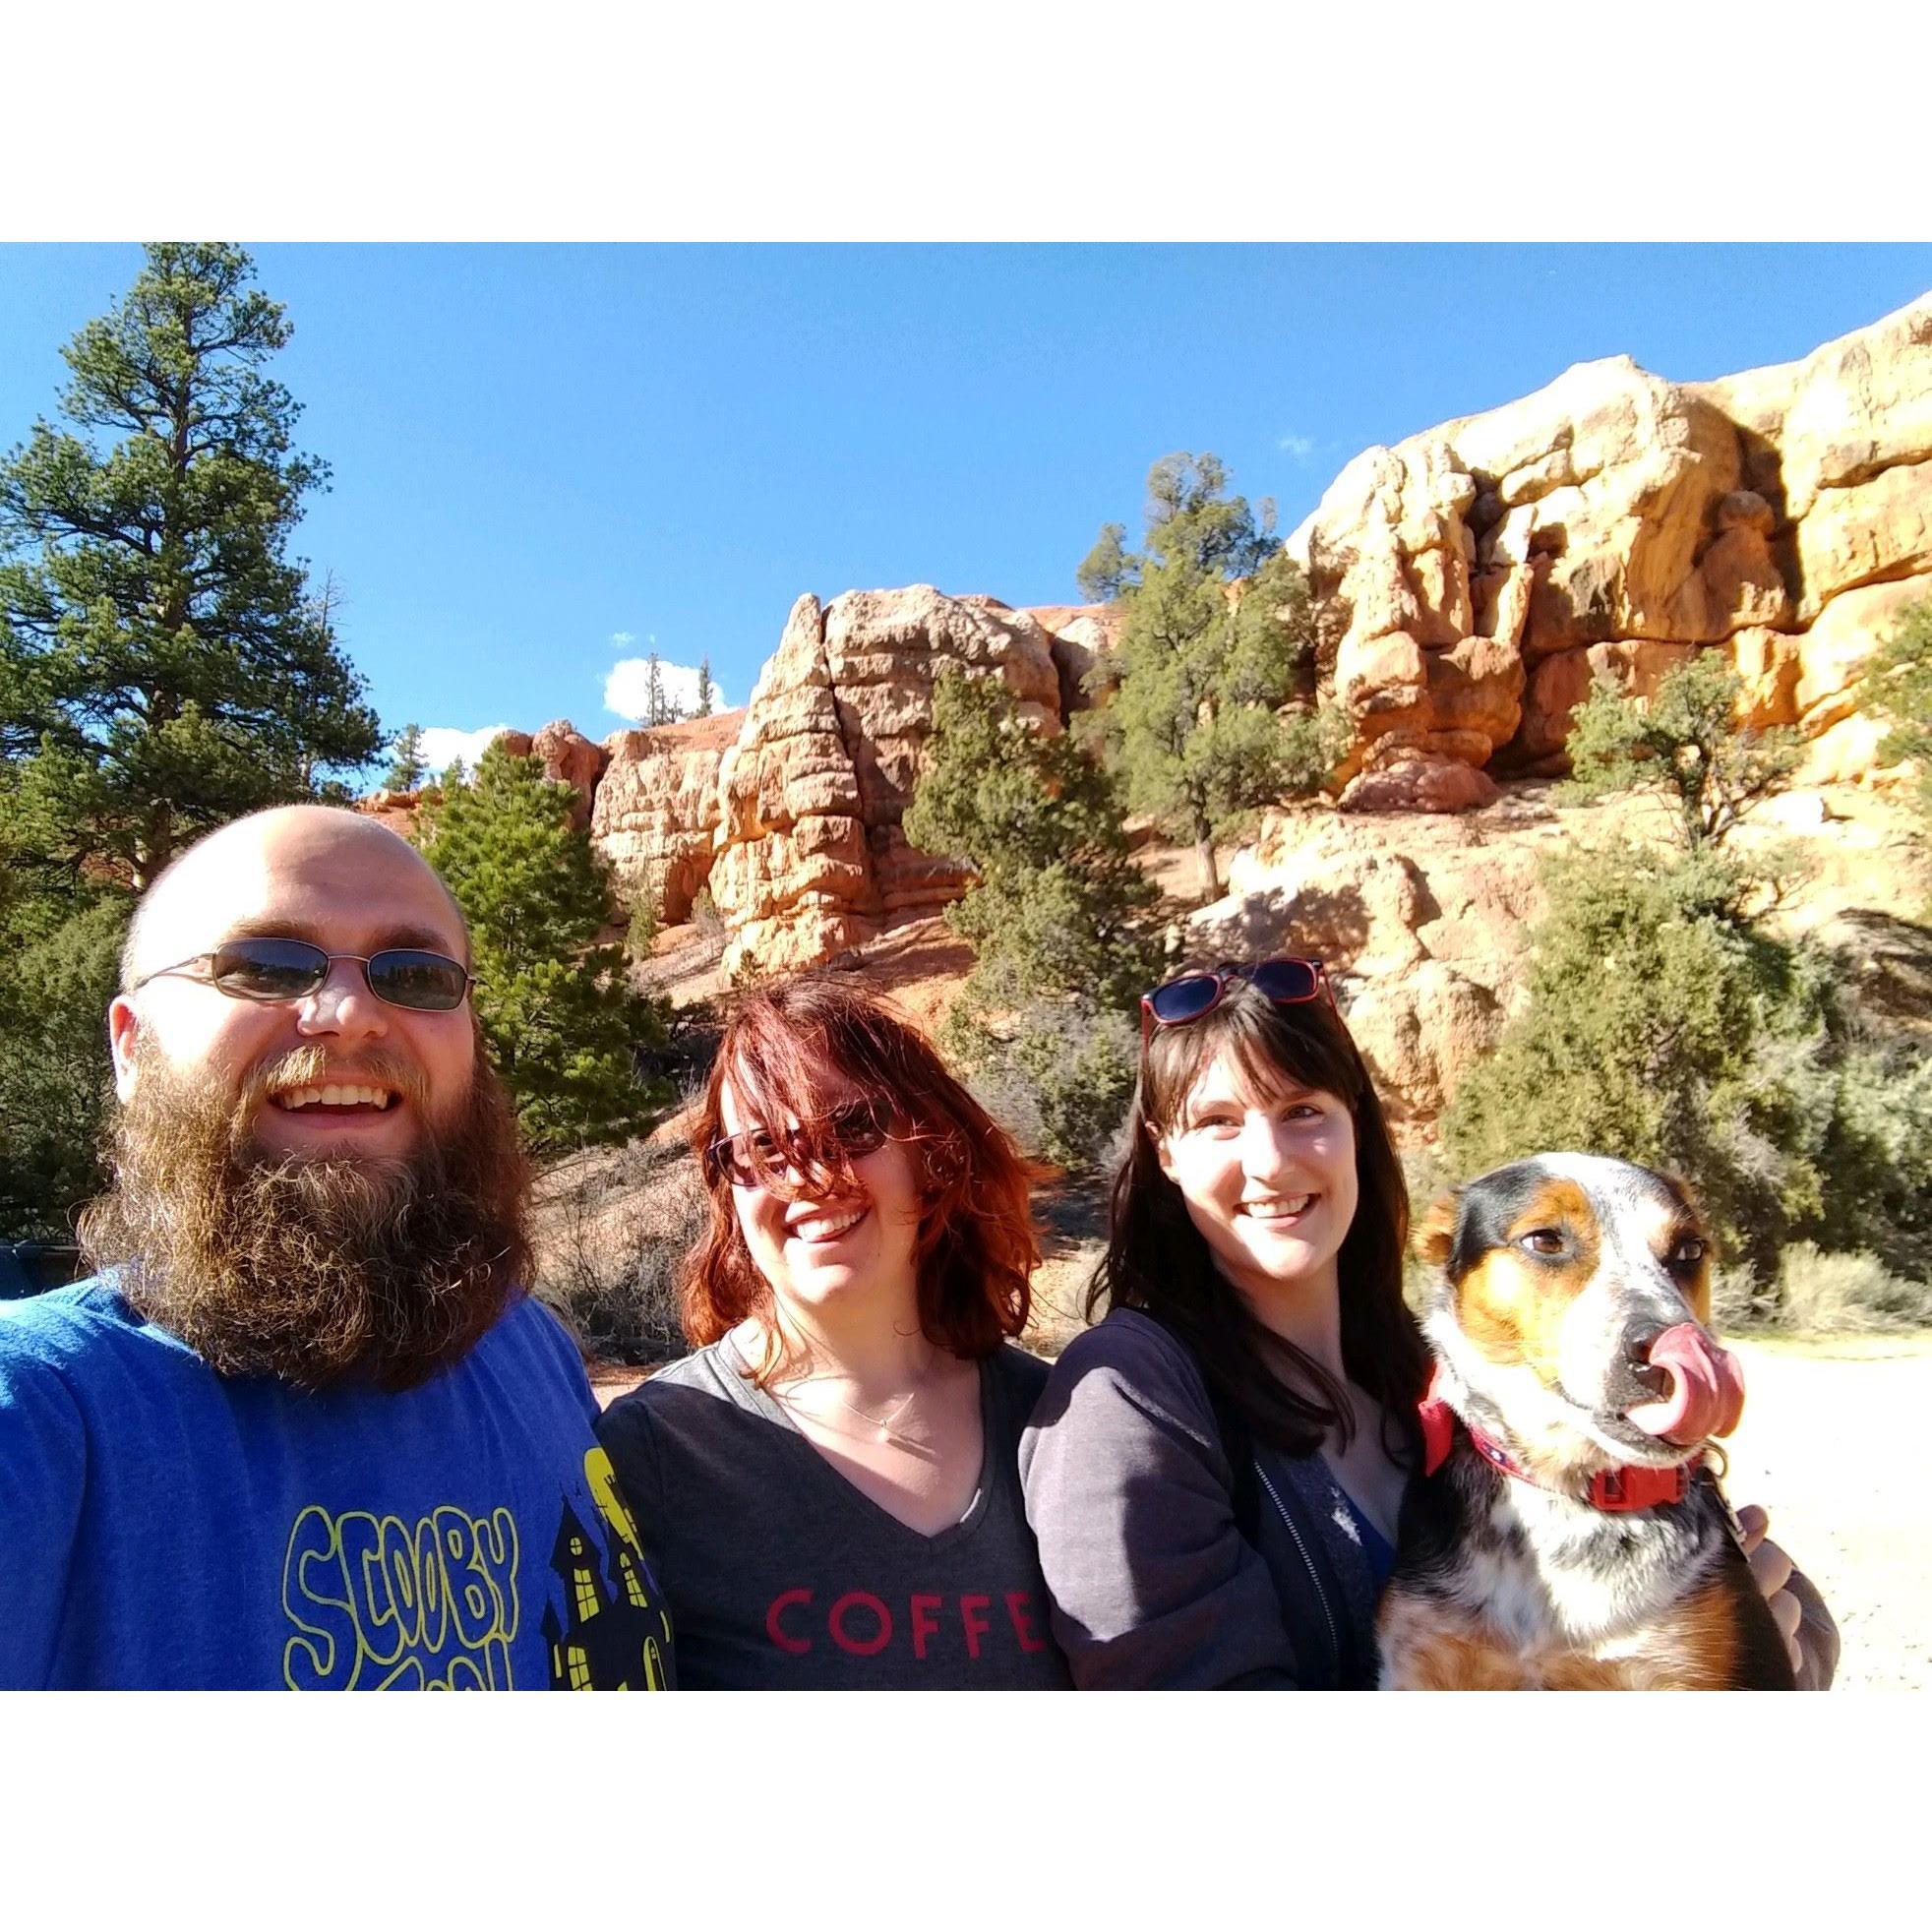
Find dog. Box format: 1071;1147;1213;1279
1378;1153;1793;1690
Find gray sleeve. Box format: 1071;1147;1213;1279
1019;1320;1298;1690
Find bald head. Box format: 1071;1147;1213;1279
123;806;470;993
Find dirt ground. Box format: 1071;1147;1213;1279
1717;1334;1932;1691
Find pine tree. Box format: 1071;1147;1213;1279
1560;652;1803;854
694;656;714;718
905;669;1163;1167
1079;452;1336;900
640;651;687;728
1859;596;1932;826
415;739;672;1153
0;243;381;892
382;722;427;794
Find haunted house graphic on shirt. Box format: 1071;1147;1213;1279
543;1494;672;1689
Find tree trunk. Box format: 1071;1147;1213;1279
1193;828;1220;902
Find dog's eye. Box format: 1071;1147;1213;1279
1669;1237;1709;1268
1517;1229;1567;1258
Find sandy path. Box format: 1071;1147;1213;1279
1720;1335;1932;1692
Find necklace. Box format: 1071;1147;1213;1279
770;1375;937;1459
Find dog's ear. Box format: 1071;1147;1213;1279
1415;1189;1461;1268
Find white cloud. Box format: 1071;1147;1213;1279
418;724;511;774
1277;432;1317;460
605;657;728;722
610;630;636;648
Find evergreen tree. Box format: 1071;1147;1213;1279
0;243;381;892
1560;652;1803;854
639;651;685;728
1079;452;1338;900
905;669;1164;1167
382;722;427;794
1859;596;1932;825
415;740;672;1153
694;656;713;718
0;881;130;1239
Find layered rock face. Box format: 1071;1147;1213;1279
708;586;1062;977
1289;292;1932;810
590;710;744;922
1189;781;1931;1130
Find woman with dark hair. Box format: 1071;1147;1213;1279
1019;958;1836;1689
596;977;1071;1689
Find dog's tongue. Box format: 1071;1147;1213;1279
1626;1324;1746;1445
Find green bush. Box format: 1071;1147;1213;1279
1441;840;1932;1292
626;881;660;958
952;999;1139;1173
1724;1242;1932;1336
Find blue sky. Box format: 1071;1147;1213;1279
4;244;1930;775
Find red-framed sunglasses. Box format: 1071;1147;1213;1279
1138;957;1336;1045
703;1096;895;1190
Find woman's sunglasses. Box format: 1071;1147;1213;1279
704;1096;894;1190
131;937;474;1013
1139;957;1334;1044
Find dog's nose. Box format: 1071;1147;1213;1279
1620;1324;1671;1399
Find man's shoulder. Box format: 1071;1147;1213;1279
462;1293;596;1400
0;1277;160;1375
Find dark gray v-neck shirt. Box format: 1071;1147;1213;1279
594;1336;1071;1689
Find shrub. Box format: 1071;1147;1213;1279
954;999;1139;1173
1441;839;1932;1288
1737;1243;1932;1336
626;880;660;958
530;1141;703;1364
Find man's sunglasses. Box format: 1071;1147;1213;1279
1139;957;1335;1044
704;1096;894;1190
131;937;474;1013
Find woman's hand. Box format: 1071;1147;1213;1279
1735;1502;1823;1683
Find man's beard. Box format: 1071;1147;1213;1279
79;1036;532;1392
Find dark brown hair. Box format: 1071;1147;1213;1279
1090;977;1427;1457
682;977;1043;1377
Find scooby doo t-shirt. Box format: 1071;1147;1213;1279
597;1335;1072;1689
0;1281;675;1690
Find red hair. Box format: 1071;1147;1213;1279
681;977;1042;1375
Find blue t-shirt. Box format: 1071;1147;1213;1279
0;1280;676;1691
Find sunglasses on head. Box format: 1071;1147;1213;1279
132;937;474;1013
1139;957;1335;1044
704;1096;894;1190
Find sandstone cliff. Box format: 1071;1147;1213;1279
591;711;743;922
1289;291;1932;811
706;585;1062;977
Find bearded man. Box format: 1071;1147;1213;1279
0;806;674;1691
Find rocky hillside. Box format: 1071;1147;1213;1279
375;293;1929;1034
1295;291;1931;810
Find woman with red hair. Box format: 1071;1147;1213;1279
595;977;1071;1688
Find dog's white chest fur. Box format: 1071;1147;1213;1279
1461;1483;1717;1651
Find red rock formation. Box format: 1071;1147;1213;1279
709;585;1061;977
1290;291;1932;806
590;711;743;922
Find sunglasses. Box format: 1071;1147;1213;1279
704;1096;894;1190
132;937;474;1013
1139;957;1335;1044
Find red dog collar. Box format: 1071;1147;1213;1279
1419;1373;1701;1513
